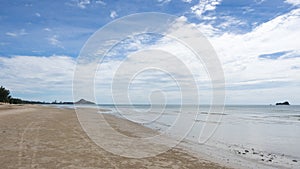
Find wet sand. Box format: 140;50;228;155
0;104;229;169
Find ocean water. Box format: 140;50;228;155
211;105;300;157
91;104;300;168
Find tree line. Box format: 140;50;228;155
0;86;72;104
1;86;35;104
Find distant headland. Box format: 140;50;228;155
275;101;290;105
74;99;95;105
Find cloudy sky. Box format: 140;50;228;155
0;0;300;104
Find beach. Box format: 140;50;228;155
0;104;228;169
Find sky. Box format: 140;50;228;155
0;0;300;104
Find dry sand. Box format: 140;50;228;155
0;104;229;169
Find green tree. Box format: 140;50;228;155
0;86;11;103
9;98;23;104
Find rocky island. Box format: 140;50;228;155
276;101;290;105
75;99;96;105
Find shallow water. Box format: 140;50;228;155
213;105;300;157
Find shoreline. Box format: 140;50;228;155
89;104;300;169
0;104;229;168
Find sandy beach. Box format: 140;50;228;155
0;104;229;169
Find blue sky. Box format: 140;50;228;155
0;0;296;57
0;0;300;104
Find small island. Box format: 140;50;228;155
276;101;290;105
75;99;95;105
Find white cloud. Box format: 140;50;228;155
5;32;17;37
157;0;171;5
242;6;255;14
95;0;106;5
35;12;41;17
216;16;246;29
77;0;90;9
43;28;51;32
0;55;75;101
197;22;220;36
210;8;300;61
191;0;222;17
91;30;212;104
182;0;192;3
5;29;28;37
200;15;217;20
199;9;300;103
285;0;300;6
254;0;266;4
47;35;64;48
110;10;118;19
97;9;300;104
66;0;105;8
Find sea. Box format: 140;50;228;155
53;104;300;168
